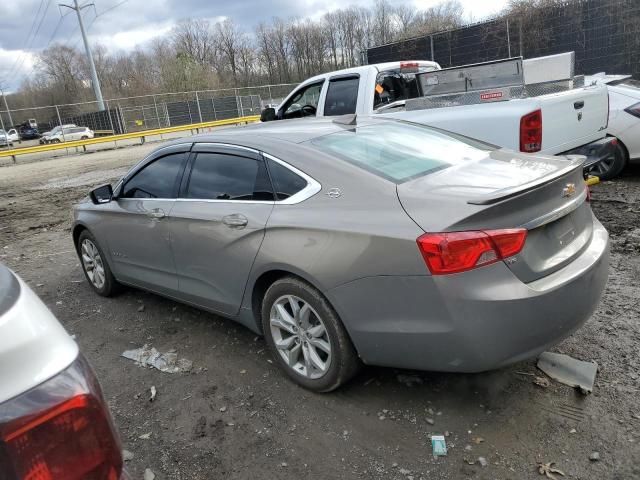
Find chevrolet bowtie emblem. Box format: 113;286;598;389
562;183;576;198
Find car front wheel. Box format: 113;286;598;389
77;230;120;296
261;277;360;392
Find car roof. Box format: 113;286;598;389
163;116;393;149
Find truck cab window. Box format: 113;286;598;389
280;82;323;120
324;76;359;116
373;65;438;110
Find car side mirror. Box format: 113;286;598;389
260;107;276;122
90;184;113;204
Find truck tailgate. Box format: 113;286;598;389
539;84;609;154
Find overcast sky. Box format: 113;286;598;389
0;0;507;92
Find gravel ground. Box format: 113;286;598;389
1;145;639;480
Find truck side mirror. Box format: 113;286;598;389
260;107;276;122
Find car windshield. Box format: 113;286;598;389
310;121;493;183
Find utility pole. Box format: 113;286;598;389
0;86;13;127
60;1;105;110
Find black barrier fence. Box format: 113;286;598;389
165;95;262;126
366;0;640;79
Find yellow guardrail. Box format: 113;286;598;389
0;115;260;162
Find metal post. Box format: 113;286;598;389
195;91;203;123
118;103;127;133
212;97;217;121
62;0;105;110
0;108;5;133
268;85;273;105
105;100;116;147
152;95;161;128
506;19;512;58
0;89;13;126
430;35;435;62
235;88;241;117
55;105;66;143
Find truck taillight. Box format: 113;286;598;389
0;356;123;480
417;229;527;275
520;109;542;153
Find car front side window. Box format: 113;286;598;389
121;153;187;199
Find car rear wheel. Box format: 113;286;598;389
77;230;120;297
590;140;627;180
261;277;360;392
52;139;61;144
81;136;88;140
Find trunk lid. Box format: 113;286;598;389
397;149;592;282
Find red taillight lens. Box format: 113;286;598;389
0;356;123;480
417;228;527;275
520;109;542;153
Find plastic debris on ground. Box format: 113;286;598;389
149;385;157;401
431;435;447;456
121;344;193;374
537;352;598;394
534;375;551;388
537;462;565;479
144;468;155;480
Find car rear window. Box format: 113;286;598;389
310;121;492;183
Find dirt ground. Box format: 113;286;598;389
1;142;639;480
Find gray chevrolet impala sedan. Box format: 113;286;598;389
72;116;609;391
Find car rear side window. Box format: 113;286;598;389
185;153;274;201
267;159;307;200
324;76;359;116
122;153;186;198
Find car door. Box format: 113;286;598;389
97;145;190;295
169;144;275;316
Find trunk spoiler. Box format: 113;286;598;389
467;156;584;205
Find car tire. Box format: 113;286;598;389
81;136;88;140
261;277;360;392
77;230;121;297
52;139;61;144
591;139;628;181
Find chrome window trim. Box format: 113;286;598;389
262;153;321;205
115;142;321;205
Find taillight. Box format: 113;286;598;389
624;101;640;119
0;355;123;480
417;229;527;275
520;109;542;153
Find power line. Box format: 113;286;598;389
4;0;47;81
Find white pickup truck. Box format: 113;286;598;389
261;54;615;171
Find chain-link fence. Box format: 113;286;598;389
0;83;297;140
366;0;640;79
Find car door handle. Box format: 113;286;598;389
147;209;166;220
574;101;585;110
222;214;248;228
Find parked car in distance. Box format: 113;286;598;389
42;126;94;144
40;123;77;143
0;262;126;479
587;73;640;179
72;116;609;392
0;129;14;147
18;125;40;140
6;128;20;143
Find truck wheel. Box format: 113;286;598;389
591;140;627;180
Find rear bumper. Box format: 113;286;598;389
561;136;617;171
327;216;609;373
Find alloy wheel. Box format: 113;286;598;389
270;295;332;379
81;239;105;289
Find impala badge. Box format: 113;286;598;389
326;187;342;198
562;183;576;198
